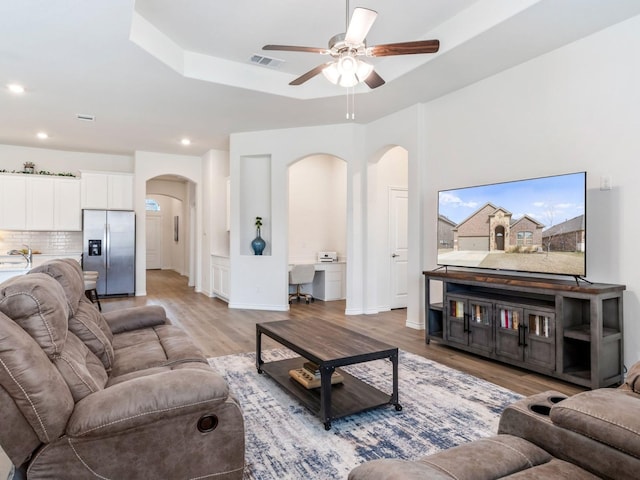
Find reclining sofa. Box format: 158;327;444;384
349;362;640;480
0;259;244;479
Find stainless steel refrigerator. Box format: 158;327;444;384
82;210;135;296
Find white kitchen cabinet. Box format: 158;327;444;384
0;174;81;231
108;174;134;210
0;175;27;230
81;172;133;210
26;177;55;230
211;255;230;301
54;179;82;230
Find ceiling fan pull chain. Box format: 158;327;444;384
345;87;355;120
345;88;350;120
351;87;356;120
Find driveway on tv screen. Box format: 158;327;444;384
438;250;584;274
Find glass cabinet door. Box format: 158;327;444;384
468;299;493;354
524;309;555;370
444;296;468;347
495;304;524;361
470;301;489;325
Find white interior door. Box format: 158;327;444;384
146;213;162;269
390;188;408;309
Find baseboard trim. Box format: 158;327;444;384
228;302;288;311
406;319;425;330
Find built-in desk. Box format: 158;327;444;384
289;262;346;301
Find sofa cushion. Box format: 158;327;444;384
348;435;553;480
110;324;207;377
0;311;74;445
69;301;115;370
29;259;85;316
107;361;212;387
503;459;600;479
550;388;640;460
53;333;108;402
0;273;69;358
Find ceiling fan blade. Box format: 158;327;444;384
369;39;440;57
364;70;385;89
263;45;327;54
289;62;333;86
345;7;377;45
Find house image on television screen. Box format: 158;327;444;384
437;205;585;276
437;172;586;276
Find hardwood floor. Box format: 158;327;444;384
102;269;586;397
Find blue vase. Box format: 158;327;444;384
251;229;266;255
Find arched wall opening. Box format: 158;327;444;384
145;191;186;274
287;153;348;305
146;176;193;279
366;145;409;313
134;151;202;296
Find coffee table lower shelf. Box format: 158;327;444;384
259;357;396;428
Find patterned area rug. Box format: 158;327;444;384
209;349;522;480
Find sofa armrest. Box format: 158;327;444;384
102;305;167;334
67;368;229;437
498;390;640;480
550;388;640;459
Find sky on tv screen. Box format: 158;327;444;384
439;172;585;228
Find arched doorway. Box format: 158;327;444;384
369;146;409;311
288;154;347;304
146;176;192;278
495;225;505;251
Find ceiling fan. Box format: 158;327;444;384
263;2;440;89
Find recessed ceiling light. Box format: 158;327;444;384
36;132;48;139
181;138;191;146
7;84;25;94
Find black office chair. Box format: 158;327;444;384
288;264;315;304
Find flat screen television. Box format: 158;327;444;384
437;171;586;277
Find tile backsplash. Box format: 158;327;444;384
0;231;82;254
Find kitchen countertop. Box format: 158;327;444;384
0;252;82;270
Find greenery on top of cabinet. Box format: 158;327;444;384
0;169;77;177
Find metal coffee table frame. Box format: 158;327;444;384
256;319;401;430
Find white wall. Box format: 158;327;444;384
420;14;640;366
288;155;347;264
229;124;362;311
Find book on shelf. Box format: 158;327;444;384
500;309;520;330
530;315;550;338
289;367;344;389
474;304;482;323
303;361;320;377
450;300;464;318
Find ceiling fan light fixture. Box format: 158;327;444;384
322;57;373;87
338;55;357;75
322;63;340;84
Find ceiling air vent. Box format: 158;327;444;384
76;114;95;122
249;54;284;69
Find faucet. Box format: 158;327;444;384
7;244;32;267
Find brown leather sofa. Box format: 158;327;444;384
349;364;640;480
0;259;244;479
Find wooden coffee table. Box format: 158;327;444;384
256;319;401;430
